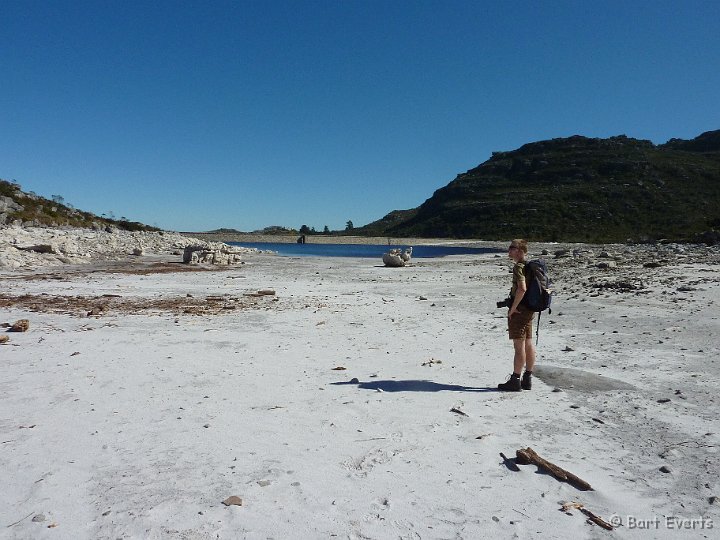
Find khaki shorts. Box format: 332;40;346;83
508;304;535;339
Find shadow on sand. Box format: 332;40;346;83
331;379;499;393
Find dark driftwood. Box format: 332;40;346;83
562;502;614;530
516;447;593;491
582;508;614;530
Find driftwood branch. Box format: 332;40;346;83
515;447;593;491
562;502;614;530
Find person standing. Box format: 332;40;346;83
498;239;536;391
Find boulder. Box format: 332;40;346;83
0;196;23;213
183;244;244;265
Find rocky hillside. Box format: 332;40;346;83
0;179;157;232
359;130;720;243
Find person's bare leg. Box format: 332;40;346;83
524;338;536;372
513;338;526;374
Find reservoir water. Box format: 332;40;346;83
228;242;502;258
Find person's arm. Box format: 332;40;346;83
509;270;527;317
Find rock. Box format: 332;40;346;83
596;261;617;269
18;243;60;254
257;480;271;487
131;247;144;256
10;319;29;332
31;514;46;523
222;496;243;506
554;249;570;258
0;335;8;344
183;243;244;265
659;465;672;473
0;195;24;213
257;289;276;296
709;496;719;505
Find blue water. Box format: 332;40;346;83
228;241;501;258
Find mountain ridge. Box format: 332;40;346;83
357;130;720;242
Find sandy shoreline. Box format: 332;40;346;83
1;233;719;539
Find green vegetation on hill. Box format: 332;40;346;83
0;179;158;231
357;130;720;243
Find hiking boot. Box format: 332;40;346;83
521;372;532;391
498;374;521;392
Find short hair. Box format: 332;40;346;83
510;239;528;254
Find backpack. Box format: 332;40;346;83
520;259;553;344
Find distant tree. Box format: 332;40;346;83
310;226;316;233
51;194;65;205
323;225;330;234
345;220;354;231
299;224;311;234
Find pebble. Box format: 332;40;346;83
659;465;672;473
32;514;46;522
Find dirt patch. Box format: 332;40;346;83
2;261;232;281
0;292;279;317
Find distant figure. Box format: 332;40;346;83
498;239;536;392
297;235;306;244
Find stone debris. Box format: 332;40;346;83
10;319;29;332
222;496;243;506
0;226;258;269
182;243;246;265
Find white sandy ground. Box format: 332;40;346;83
1;244;719;539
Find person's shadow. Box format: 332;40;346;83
331;379;499;393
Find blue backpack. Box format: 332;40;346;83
521;259;553;343
521;259;552;313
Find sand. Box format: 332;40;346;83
1;237;719;539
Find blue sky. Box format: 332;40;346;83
2;0;719;232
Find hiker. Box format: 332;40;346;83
498;239;536;392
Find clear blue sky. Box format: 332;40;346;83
2;0;719;232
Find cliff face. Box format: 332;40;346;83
359;130;720;242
